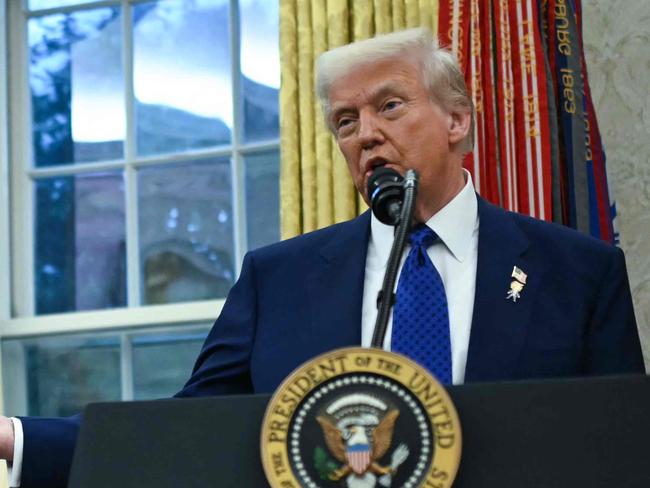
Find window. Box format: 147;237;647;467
0;0;280;416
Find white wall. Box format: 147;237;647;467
583;0;650;369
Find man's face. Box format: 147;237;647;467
328;57;468;222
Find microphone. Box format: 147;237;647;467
367;167;405;226
370;168;418;347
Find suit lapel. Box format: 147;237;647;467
464;198;544;382
306;211;371;349
303;201;543;379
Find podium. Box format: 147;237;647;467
68;374;650;488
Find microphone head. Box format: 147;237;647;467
367;167;404;225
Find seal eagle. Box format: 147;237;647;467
316;410;401;480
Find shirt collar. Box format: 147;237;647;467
370;169;478;263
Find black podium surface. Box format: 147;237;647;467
68;374;650;488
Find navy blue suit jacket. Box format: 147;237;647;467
19;197;645;487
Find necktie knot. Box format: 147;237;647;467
408;225;438;250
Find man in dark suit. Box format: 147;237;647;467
0;27;644;488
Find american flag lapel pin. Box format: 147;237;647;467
506;266;527;302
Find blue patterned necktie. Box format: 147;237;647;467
391;225;452;384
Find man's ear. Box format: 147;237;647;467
447;110;472;145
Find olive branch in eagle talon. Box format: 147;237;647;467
316;410;407;481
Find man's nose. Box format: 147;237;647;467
358;112;384;149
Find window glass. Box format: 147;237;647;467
138;159;235;305
5;1;281;417
240;0;279;142
29;7;124;166
2;335;121;417
132;328;209;400
28;1;99;11
133;0;232;156
35;172;126;314
1;326;210;416
245;150;280;250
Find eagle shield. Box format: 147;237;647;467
346;443;371;474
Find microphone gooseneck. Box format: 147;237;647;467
370;169;418;348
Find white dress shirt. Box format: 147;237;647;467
7;172;479;486
361;170;479;384
8;418;22;487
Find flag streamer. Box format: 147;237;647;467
439;0;615;242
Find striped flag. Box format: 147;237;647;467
439;0;614;243
346;443;371;475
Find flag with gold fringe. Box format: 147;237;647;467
439;0;615;243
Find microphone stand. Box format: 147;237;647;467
370;169;418;348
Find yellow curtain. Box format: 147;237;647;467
279;0;440;239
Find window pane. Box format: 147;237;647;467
138;159;235;305
240;0;279;142
245;150;279;250
28;1;99;10
35;172;126;314
2;335;121;417
133;0;232;156
29;7;124;166
132;327;209;400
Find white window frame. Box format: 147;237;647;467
0;0;11;417
0;0;11;324
0;0;280;410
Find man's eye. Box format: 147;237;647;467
336;117;355;133
383;100;402;111
338;118;351;127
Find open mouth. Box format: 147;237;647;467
365;158;389;175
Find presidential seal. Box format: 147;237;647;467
261;348;462;488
